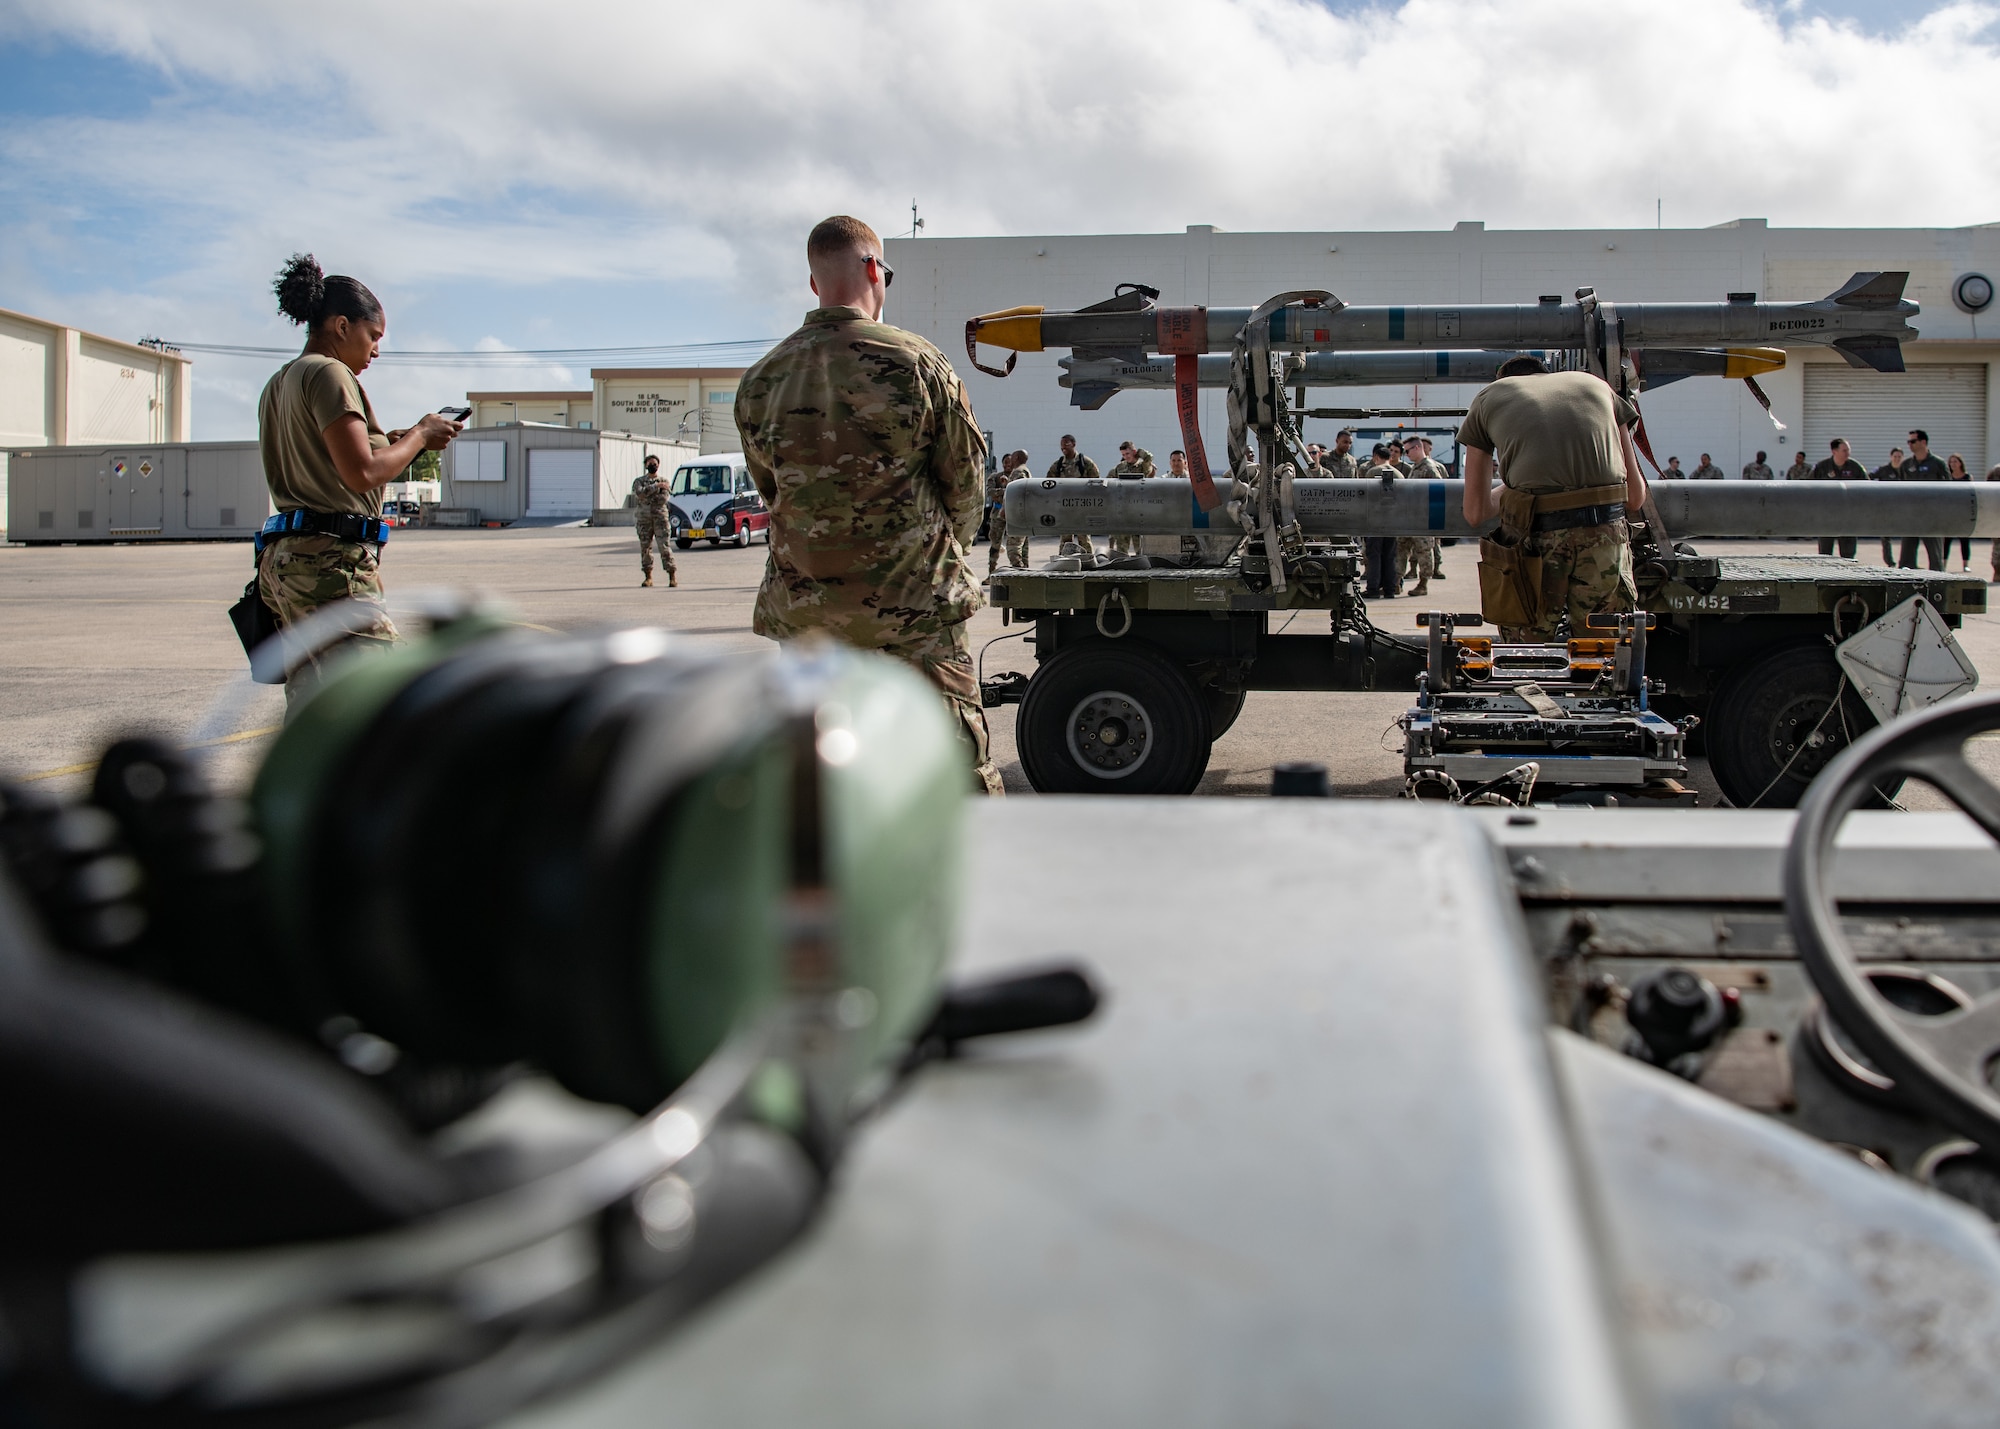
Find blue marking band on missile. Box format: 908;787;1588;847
1190;490;1210;529
1389;308;1405;341
1428;482;1447;530
1435;351;1449;377
1270;309;1287;342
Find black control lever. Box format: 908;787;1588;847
910;964;1101;1064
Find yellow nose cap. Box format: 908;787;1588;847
1722;347;1787;378
969;306;1046;353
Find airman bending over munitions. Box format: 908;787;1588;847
734;213;1003;796
1460;355;1645;642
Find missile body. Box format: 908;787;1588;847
1058;347;1784;407
1004;478;2000;541
971;272;1916;374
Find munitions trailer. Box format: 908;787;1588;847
986;553;1986;808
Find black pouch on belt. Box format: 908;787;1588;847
1477;488;1544;629
228;572;285;683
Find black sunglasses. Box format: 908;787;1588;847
868;253;895;288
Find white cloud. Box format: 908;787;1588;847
4;0;1997;432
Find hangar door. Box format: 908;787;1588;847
526;447;594;517
1804;363;1987;475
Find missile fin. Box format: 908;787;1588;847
1068;383;1119;410
1831;336;1907;373
1826;271;1911;309
1076;283;1161;314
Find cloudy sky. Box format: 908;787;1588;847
2;0;1994;437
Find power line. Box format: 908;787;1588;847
163;337;780;367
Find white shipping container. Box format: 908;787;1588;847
6;441;270;544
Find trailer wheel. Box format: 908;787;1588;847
1706;643;1897;809
1017;641;1211;794
1202;685;1247;742
675;537;693;550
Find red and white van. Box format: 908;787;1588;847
668;454;770;549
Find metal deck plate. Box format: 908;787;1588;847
508;800;1636;1429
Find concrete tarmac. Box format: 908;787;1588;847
3;528;1996;806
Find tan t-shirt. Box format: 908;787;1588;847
258;353;388;517
1457;372;1636;496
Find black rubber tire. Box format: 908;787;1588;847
732;522;750;548
1017;640;1211;795
674;537;692;550
1202;685;1247;742
1706;643;1895;809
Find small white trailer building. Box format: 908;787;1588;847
5;441;268;544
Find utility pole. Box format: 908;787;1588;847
909;199;924;240
1657;198;1662;229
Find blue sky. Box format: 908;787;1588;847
2;0;1994;438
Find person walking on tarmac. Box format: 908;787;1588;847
631;454;678;588
257;253;460;712
1047;434;1102;566
1459;354;1645;643
1399;436;1448;596
986;449;1030;573
733;214;1003;797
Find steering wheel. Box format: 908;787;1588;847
1785;689;2000;1151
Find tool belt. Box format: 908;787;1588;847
1477;483;1626;628
255;508;392;556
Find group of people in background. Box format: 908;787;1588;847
1304;431;1448;600
1782;430;1992;575
982;434;1195;572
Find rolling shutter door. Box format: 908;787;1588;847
526;447;594;517
1803;363;1987;474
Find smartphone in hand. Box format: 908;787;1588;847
437;406;472;422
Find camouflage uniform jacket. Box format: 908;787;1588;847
1047;453;1102;481
735;305;988;648
631;470;670;518
1405;456;1448;481
1322;450;1361;479
1110;448;1156;479
984;467;1014;508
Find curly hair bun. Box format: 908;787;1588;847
274;253;326;327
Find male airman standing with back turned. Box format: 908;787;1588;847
631;454;677;588
734;214;1002;796
1460;354;1646;642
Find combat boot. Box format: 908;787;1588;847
642;574;653;588
669;573;678;588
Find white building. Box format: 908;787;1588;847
467;367;745;454
0;308;193;533
884;220;2000;480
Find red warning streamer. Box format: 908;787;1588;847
1175;354;1222;511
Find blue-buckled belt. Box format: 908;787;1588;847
1531;502;1624;533
255;509;392;555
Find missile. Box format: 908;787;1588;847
1056;347;1786;408
969;273;1915;375
1003;478;2000;541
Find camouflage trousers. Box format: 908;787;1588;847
1058;531;1096;563
635;510;677;578
882;624;1005;798
1398;537;1438;586
987;508;1027;572
1497;521;1637;643
1106;534;1141;558
258;533;399;714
